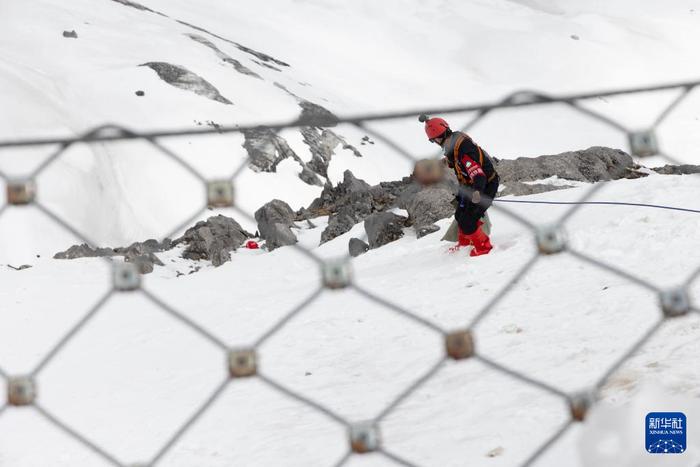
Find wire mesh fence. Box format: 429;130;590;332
1;79;699;466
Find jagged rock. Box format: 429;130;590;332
54;239;170;274
140;62;232;105
299;166;324;186
186;34;261;79
255;200;298;251
364;212;407;249
498;182;574;197
494;146;636;186
62;30;78;39
298;100;339;126
174;215;252;266
349;238;370;257
301;128;363;178
125;253;162;274
320;191;374;244
652;164;700;175
54;244;111;259
406;186;455;234
241;128;321;186
308;170;371;214
305;170;397;244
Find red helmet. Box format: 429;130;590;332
419;114;449;140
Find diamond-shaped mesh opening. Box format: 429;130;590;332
0;408;114;467
37;293;224;460
381;359;569;466
157;378;347;466
36;140;204;246
258;290;443;420
475;255;659;393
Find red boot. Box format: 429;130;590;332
448;228;472;253
467;224;493;257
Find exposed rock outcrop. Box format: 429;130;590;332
140;62;232;104
173;215;253;266
364;212;407;249
255;200;299;251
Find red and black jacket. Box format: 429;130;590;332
443;131;498;192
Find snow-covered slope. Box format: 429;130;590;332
1;173;700;466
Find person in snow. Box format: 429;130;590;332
419;114;499;256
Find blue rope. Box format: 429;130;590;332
493;199;700;214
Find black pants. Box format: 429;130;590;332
454;177;499;235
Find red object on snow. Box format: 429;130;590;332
245;240;259;249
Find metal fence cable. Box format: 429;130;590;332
521;419;575;467
150;378;231;465
257;373;350;427
30;289;114;377
140;288;229;350
0;78;699;466
33;403;125;467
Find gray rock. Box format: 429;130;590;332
62;30;78;39
140;62;232;105
364;212;407;249
126;253;162;274
241;128;322;187
406;186;455;234
299;166;324;186
54;238;171;274
320;190;374;244
349;238;370;257
652;164;700;175
301;128;363;179
416;224;440;238
174;215;252;266
255;200;298;251
266;224;298;251
308;170;373;215
342;170;372;193
298;100;339;127
498;182;574;197
495;146;636;185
